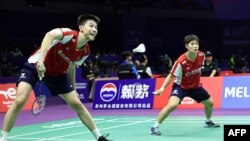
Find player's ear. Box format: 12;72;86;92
185;43;188;49
79;25;84;31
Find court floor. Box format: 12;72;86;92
5;115;250;141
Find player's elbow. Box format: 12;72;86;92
168;73;175;79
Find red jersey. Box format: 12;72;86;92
170;51;205;89
28;28;90;76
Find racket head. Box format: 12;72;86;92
31;95;46;116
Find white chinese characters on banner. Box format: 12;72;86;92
121;83;149;99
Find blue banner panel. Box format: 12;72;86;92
222;76;250;108
93;79;156;109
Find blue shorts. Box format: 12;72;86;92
17;62;74;95
170;83;210;103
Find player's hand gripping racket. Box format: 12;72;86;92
152;87;164;96
31;80;46;116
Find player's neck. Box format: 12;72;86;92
77;32;88;49
186;52;197;62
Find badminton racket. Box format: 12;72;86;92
31;80;46;116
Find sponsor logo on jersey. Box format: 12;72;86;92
172;89;178;95
58;50;72;64
20;73;26;79
185;68;201;77
182;61;186;64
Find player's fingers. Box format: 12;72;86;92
38;63;45;71
39;69;46;78
38;70;44;79
41;72;45;78
38;66;46;72
153;91;160;95
38;71;42;77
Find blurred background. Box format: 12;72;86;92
1;0;250;78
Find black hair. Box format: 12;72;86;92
77;14;100;26
184;34;199;44
139;54;147;63
121;51;133;60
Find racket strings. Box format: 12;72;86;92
32;95;46;115
37;95;46;107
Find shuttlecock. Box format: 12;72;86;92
133;43;146;53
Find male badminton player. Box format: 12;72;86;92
151;34;220;136
0;14;111;141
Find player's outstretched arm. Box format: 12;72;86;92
153;74;175;95
36;28;63;78
38;28;63;61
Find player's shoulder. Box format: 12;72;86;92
60;28;77;33
176;53;187;62
59;28;78;38
60;27;72;32
197;51;204;57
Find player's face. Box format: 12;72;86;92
81;20;98;41
186;40;199;54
